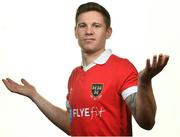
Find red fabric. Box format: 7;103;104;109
67;54;138;136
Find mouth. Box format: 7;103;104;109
83;38;95;42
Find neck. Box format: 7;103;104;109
82;48;105;66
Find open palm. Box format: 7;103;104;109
139;54;169;83
2;78;36;98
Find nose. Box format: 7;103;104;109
85;26;94;35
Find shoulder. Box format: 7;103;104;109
109;54;136;70
71;66;81;75
71;66;81;73
68;66;81;83
69;66;82;78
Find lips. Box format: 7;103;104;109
83;38;95;42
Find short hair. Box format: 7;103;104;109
75;2;111;29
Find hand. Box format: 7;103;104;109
2;78;36;98
139;54;169;83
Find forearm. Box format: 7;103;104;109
127;54;169;130
135;81;156;129
30;91;71;135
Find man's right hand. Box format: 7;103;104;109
2;78;71;135
2;78;36;98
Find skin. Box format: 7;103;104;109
2;78;71;135
2;10;169;135
75;11;112;66
127;54;169;129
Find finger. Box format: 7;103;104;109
162;55;169;66
152;55;157;68
6;78;20;85
157;54;163;66
2;79;15;91
21;78;31;86
145;58;151;71
2;79;8;86
157;55;169;69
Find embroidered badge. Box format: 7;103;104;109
91;84;103;100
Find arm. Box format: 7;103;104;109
2;78;71;135
126;54;169;130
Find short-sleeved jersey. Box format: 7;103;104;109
66;52;138;136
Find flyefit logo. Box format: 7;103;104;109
72;106;106;119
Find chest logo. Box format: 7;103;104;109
91;84;103;100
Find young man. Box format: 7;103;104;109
2;2;169;136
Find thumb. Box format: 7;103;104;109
21;78;31;86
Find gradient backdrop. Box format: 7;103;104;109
0;0;180;137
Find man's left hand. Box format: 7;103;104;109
138;54;169;83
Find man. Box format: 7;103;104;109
2;2;169;136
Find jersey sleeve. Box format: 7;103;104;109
66;69;74;110
117;59;138;99
66;67;79;110
66;78;71;103
66;69;76;123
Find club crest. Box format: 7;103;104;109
91;84;103;100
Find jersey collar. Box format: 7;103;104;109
94;49;112;65
82;49;112;71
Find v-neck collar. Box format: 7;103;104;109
82;49;112;72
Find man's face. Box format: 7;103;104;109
75;11;112;54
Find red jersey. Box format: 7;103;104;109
66;51;138;136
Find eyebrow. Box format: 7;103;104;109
77;22;102;26
77;22;86;25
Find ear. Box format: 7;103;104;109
74;26;78;38
106;27;112;39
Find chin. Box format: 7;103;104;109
81;45;96;53
83;49;95;54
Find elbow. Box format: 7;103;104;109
62;125;71;136
137;119;155;130
141;122;155;130
64;123;71;136
66;131;71;136
61;127;71;136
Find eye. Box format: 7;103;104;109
93;23;101;28
77;23;86;28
